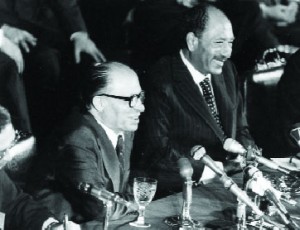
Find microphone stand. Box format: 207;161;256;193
243;169;292;230
164;178;202;229
181;178;196;228
103;200;113;230
236;198;247;230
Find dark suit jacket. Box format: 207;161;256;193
0;0;87;44
277;49;300;151
55;108;135;221
0;169;52;230
143;54;255;178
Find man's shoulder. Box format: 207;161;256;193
61;109;100;145
148;54;181;82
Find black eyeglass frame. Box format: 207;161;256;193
96;91;145;108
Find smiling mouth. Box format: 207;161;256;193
215;59;226;66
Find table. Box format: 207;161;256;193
108;173;300;230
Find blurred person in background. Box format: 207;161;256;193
0;0;106;138
0;105;80;230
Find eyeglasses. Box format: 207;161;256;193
0;130;22;160
97;91;145;108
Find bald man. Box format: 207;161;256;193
52;62;145;222
142;3;256;196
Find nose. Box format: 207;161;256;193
134;99;145;112
221;42;232;58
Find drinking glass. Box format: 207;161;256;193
129;177;157;228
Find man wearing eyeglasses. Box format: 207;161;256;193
0;105;82;230
37;62;145;222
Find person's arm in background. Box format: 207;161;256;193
277;50;300;147
0;170;80;230
52;0;106;63
0;28;24;73
1;24;37;53
0;7;37;54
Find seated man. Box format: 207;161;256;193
0;105;80;230
277;49;300;153
48;62;144;222
140;3;257;196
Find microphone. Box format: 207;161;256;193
190;146;264;217
78;182;135;209
223;138;247;155
246;166;299;230
191;145;224;177
178;157;193;179
177;158;193;217
246;149;293;175
224;138;295;176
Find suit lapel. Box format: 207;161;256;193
211;71;235;138
172;55;226;141
85;116;121;192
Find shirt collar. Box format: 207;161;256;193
180;49;211;84
94;117;124;149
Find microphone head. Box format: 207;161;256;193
190;145;206;160
290;124;300;148
245;166;262;179
223;138;246;155
178;158;193;179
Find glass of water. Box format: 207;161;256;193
129;177;157;228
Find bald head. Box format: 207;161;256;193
183;3;231;40
105;62;139;94
86;61;145;133
81;61;139;109
184;3;234;75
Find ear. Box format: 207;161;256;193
186;32;199;52
92;96;105;112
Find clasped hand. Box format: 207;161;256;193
2;24;37;53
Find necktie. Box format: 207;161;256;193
116;135;125;171
199;78;224;131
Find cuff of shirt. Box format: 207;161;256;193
42;217;59;230
70;31;88;41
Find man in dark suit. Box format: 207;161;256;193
0;0;105;136
141;3;256;196
47;62;144;222
277;49;300;153
0;105;81;230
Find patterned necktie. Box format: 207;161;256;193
199;78;224;131
116;135;125;171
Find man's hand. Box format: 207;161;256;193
71;32;106;64
1;36;24;73
48;221;81;230
2;24;37;53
